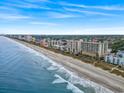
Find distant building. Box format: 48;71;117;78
35;39;41;45
25;35;32;42
18;35;32;42
18;35;23;40
40;39;48;48
32;37;36;43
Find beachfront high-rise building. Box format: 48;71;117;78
17;35;33;42
66;39;83;54
25;35;33;42
66;39;108;57
80;41;108;57
13;35;108;57
47;39;67;51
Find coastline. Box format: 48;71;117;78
12;38;124;93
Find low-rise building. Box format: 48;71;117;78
104;51;124;67
40;39;48;48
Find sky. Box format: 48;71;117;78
0;0;124;35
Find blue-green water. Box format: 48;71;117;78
0;36;113;93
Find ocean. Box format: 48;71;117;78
0;36;113;93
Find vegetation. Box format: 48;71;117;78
111;69;124;77
32;35;124;41
111;40;124;53
94;62;115;71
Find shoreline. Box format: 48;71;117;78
12;38;124;93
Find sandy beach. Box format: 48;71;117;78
13;39;124;93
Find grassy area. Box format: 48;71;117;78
111;69;124;77
117;66;124;71
94;62;115;71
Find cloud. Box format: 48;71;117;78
0;0;51;10
60;2;124;11
51;27;124;35
81;27;124;35
5;15;30;20
90;6;124;11
46;12;79;18
0;6;19;14
0;5;32;21
0;0;51;22
0;13;31;20
1;26;124;35
30;21;58;26
11;3;50;9
64;7;117;16
23;0;51;3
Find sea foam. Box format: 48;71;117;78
53;64;114;93
47;65;59;71
52;74;67;84
53;74;84;93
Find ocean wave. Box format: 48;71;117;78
47;65;59;71
67;83;84;93
68;75;114;93
53;74;84;93
48;61;114;93
55;65;113;93
52;74;67;84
